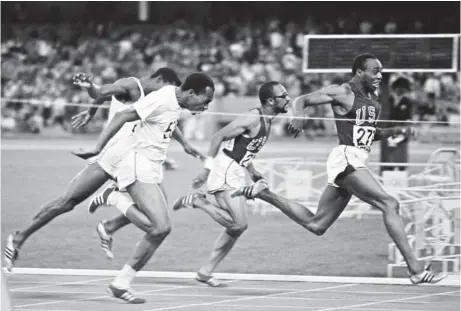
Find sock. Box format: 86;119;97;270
106;192;118;206
112;264;136;289
108;191;134;216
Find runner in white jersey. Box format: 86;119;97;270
73;71;182;171
4;69;203;272
73;72;215;304
71;68;202;260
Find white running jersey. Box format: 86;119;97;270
132;85;180;161
107;77;145;141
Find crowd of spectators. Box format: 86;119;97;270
1;4;459;137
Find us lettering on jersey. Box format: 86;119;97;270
355;106;376;125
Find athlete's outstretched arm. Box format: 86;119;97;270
96;107;139;151
373;126;414;141
192;115;260;189
289;84;351;137
292;85;349;115
72;78;135;129
73;73;101;99
172;127;205;159
207;115;260;158
72;107;140;160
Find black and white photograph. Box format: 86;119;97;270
1;1;460;310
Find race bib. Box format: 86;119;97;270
239;151;256;167
353;125;376;148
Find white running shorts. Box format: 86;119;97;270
326;145;370;187
206;151;246;194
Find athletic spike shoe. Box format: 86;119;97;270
88;187;116;213
4;233;19;272
409;263;446;284
231;179;269;199
195;271;227;288
96;222;114;260
172;192;205;211
107;284;145;304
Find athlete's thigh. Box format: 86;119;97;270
314;185;352;225
337;168;390;207
66;163;110;203
214;190;248;226
157;182;168;205
126;181;169;226
125;206;152;231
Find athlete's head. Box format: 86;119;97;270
180;72;215;113
352;53;383;91
148;67;182;90
259;81;291;113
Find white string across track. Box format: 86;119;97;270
2;97;460;126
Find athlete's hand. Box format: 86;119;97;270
192;169;209;189
394;126;416;138
182;143;206;160
72;73;93;89
288;116;306;138
71;148;100;160
71;110;93;129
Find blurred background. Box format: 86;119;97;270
1;1;459;141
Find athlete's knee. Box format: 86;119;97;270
379;195;400;215
226;223;248;238
57;195;78;213
146;222;172;240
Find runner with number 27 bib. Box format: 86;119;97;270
233;53;445;285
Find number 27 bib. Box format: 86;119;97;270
353;125;376;148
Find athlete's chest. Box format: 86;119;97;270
244;121;270;151
244;135;268;151
351;94;380;126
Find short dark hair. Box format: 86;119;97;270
181;72;215;94
352;53;377;75
151;67;182;86
258;81;280;104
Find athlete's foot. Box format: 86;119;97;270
409;263;446;284
172;192;206;211
195;271;227;288
96;222;114;259
88;187;116;213
4;233;20;271
107;284;146;304
231;179;269;199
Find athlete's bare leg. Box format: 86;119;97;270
337;169;424;274
255;186;352;235
110;180;171;295
13;163;109;249
198;191;248;277
192;195;235;228
103;183;168;235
